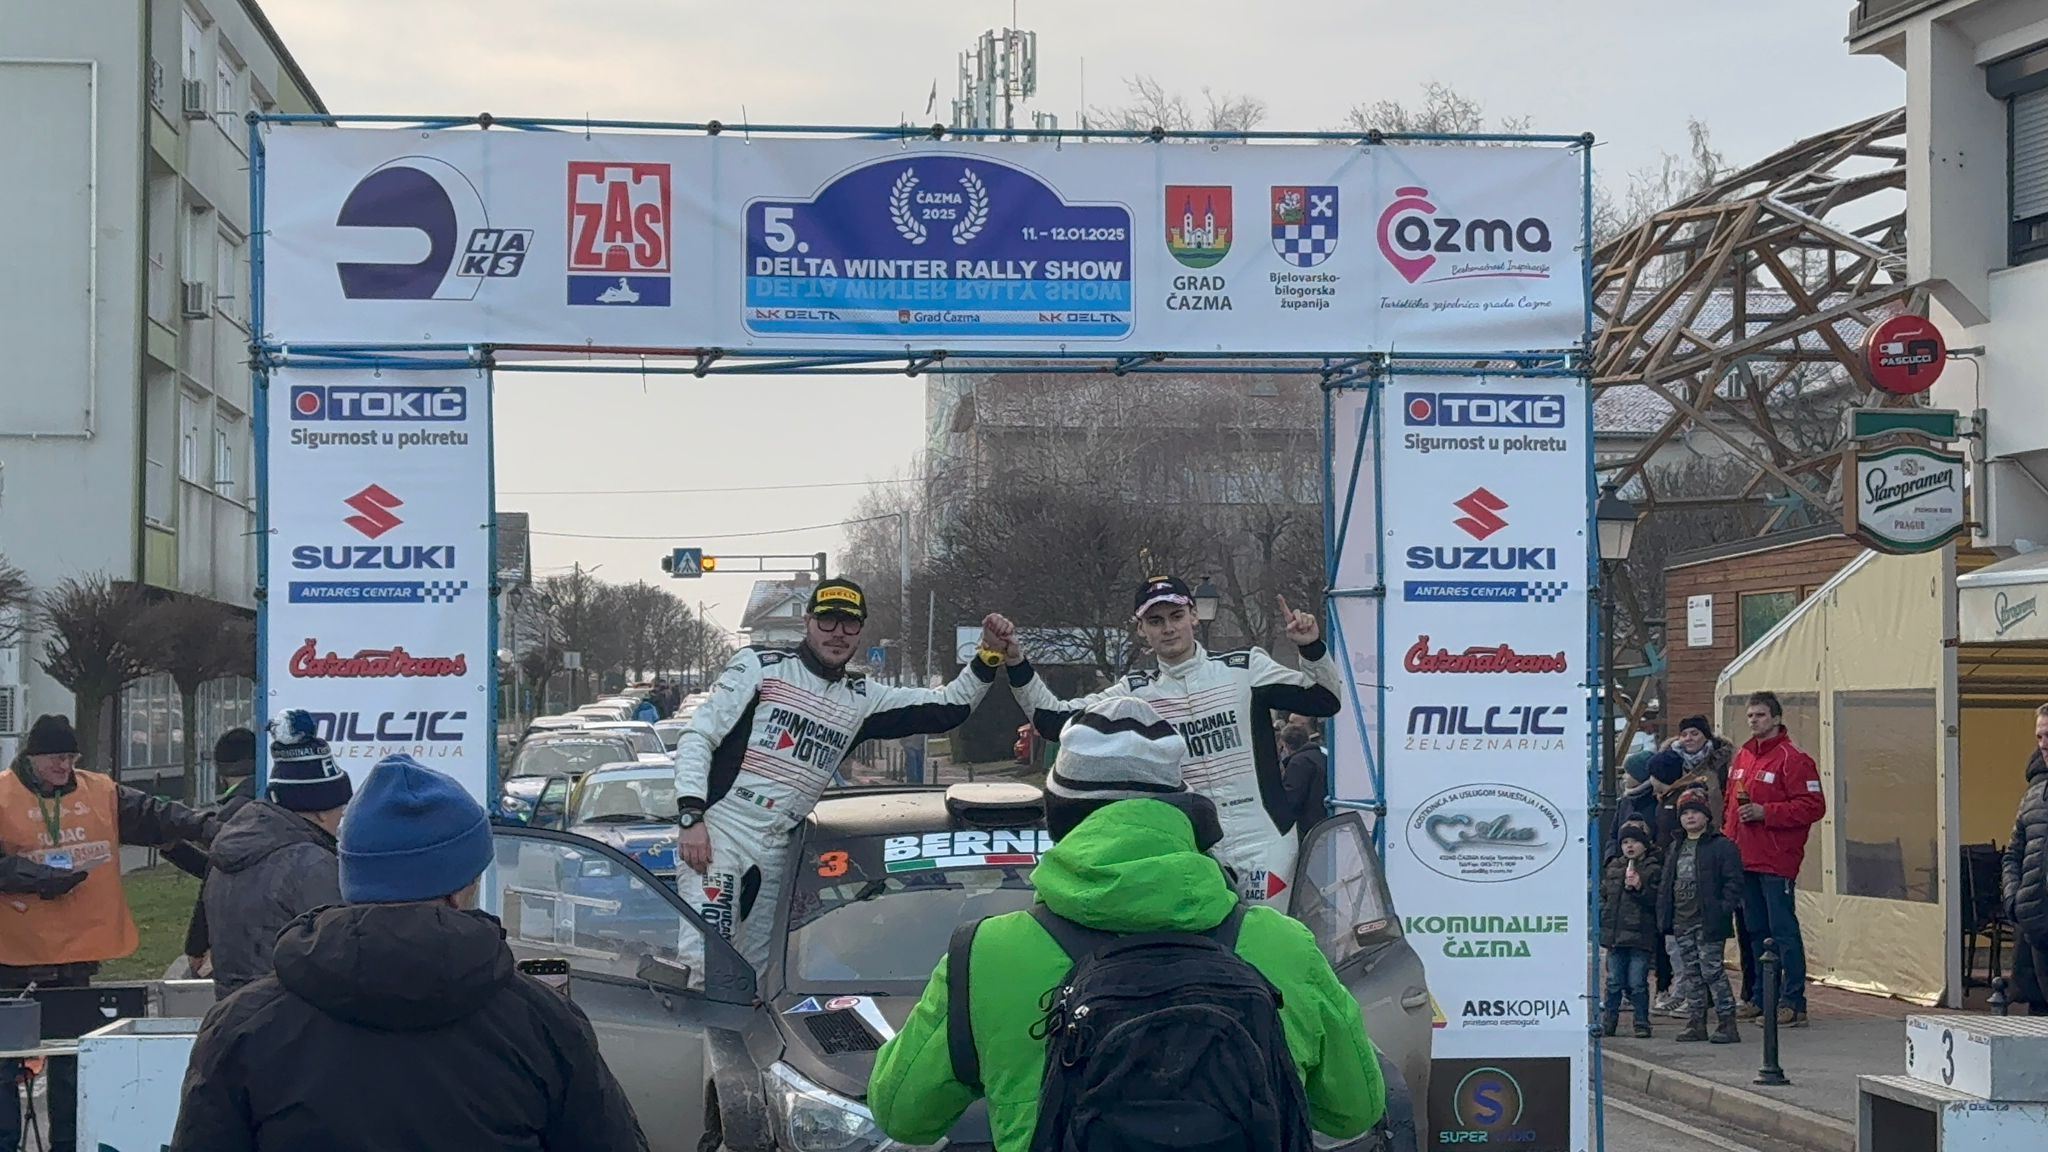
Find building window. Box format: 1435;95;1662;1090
179;393;203;481
181;9;204;85
2012;89;2048;264
216;230;242;323
213;427;234;495
1737;590;1799;652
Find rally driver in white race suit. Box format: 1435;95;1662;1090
675;578;1023;971
1005;576;1342;909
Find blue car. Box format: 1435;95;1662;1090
498;731;638;825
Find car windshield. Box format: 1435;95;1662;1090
785;830;1048;986
615;730;663;756
654;725;688;751
511;739;631;778
573;776;679;823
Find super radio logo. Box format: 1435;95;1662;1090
567;162;672;307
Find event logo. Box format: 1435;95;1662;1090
1453;488;1508;540
343;485;403;539
1404;392;1566;430
305;709;468;748
1271;185;1338;267
335;157;532;300
289;384;466;422
287;639;468;679
1407;784;1567;883
1375;185;1555;285
1404;638;1569;675
1403;912;1571;959
1404;704;1570;754
1429;1058;1571;1151
1165;186;1232;268
567;161;673;307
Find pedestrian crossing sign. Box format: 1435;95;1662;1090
667;547;703;578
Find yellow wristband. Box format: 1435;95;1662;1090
977;647;1005;667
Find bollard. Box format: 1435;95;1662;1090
1755;937;1790;1087
1992;975;2011;1018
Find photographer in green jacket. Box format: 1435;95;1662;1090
868;696;1384;1151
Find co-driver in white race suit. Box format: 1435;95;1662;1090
1006;576;1342;910
674;578;1024;971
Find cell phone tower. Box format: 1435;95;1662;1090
949;24;1057;141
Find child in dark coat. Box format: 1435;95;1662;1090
1659;788;1747;1044
1599;819;1662;1037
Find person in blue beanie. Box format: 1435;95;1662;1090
170;754;647;1152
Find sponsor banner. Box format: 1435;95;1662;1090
1331;373;1591;1143
260;128;1585;354
262;367;493;802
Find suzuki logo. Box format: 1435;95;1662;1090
1453;488;1508;541
343;485;404;540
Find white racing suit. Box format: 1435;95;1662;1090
1014;642;1342;909
674;644;1004;971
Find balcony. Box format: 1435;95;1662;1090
1852;0;1948;38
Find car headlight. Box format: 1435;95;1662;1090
763;1061;945;1152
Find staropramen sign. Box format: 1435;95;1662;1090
1845;443;1967;554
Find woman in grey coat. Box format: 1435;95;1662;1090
205;712;354;997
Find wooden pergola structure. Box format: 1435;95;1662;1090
1590;107;1924;747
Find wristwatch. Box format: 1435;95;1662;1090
677;809;702;829
977;646;1006;668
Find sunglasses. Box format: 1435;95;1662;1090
812;614;865;635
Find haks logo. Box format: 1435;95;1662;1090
1375;185;1554;285
343;485;403;540
1453;488;1508;541
287;639;468;679
567;161;673;307
336;157;531;300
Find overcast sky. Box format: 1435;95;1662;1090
261;0;1901;634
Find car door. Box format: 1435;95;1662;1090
1291;811;1433;1143
486;827;757;1152
530;774;573;830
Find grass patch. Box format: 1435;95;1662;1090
102;864;200;981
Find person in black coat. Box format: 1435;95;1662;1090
160;727;260;978
1659;789;1745;1043
1277;722;1329;837
170;754;646;1152
1599;820;1662;1037
2004;728;2048;1014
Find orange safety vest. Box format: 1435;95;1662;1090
0;769;137;967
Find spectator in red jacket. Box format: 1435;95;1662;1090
1724;691;1825;1026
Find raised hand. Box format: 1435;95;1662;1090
1277;595;1320;646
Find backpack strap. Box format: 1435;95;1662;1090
1028;903;1120;963
1203;900;1249;950
947;918;983;1090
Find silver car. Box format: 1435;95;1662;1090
484;783;1428;1152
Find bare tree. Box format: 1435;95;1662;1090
1594;118;1725;245
37;575;155;774
1341;81;1533;138
0;554;31;650
1087;75;1268;136
141;597;254;792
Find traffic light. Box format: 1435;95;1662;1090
702;555;718;572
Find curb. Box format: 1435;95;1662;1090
1601;1049;1856;1152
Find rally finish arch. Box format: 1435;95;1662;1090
249;113;1598;1151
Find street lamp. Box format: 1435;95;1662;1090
1595;481;1640;856
1193;577;1220;646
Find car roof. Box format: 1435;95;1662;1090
583;761;671;782
805;783;1046;840
523;730;631;746
585;720;655;730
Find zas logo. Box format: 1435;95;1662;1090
1376;185;1555;285
343;484;403;539
1406;784;1567;883
1428;1058;1571;1152
1165;185;1232;268
1404;490;1569;605
1271;185;1338;267
567;161;673;307
335;157;532;300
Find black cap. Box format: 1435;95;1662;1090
1132;575;1193;617
807;578;867;621
213;727;258;767
24;714;79;757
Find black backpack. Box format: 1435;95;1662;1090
947;902;1313;1152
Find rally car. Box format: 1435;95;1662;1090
484;783;1429;1152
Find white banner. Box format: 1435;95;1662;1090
258;127;1587;355
261;367;494;803
1330;374;1592;1152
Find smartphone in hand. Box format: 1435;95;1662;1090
516;957;572;998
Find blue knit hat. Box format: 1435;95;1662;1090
266;710;353;813
339;754;492;904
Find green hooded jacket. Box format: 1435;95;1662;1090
867;798;1385;1151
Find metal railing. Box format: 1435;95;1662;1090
1853;0;1946;36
